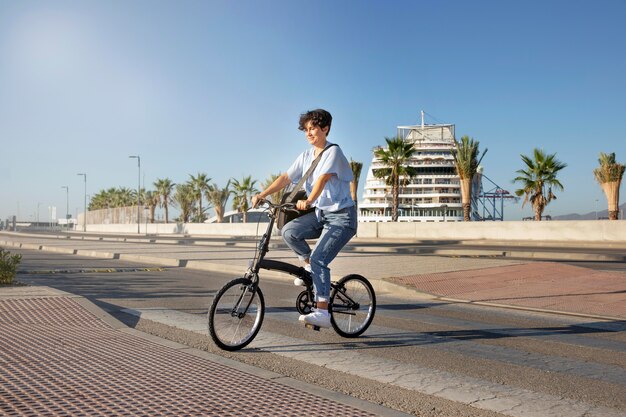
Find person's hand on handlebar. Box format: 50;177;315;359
251;194;265;208
296;200;311;211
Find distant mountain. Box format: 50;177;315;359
552;202;626;220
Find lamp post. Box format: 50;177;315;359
77;173;87;232
61;186;69;231
129;155;141;234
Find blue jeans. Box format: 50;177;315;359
281;206;357;302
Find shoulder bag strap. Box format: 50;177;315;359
286;144;337;201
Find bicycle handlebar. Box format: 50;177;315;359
256;199;299;213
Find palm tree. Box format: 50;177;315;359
172;183;196;223
451;135;487;221
103;187;118;207
116;187;136;207
144;190;160;223
101;187;118;208
513;148;567;221
189;173;211;222
154;178;175;223
89;189;111;210
261;174;285;204
231;175;258;223
89;187;144;210
593;152;625;220
349;160;363;204
206;181;231;223
372;136;417;221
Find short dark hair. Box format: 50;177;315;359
298;109;332;135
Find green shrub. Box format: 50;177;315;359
0;249;22;285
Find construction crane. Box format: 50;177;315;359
471;170;518;221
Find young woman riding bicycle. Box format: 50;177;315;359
251;109;357;329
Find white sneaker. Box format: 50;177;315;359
301;308;331;328
294;264;311;287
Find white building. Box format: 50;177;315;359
359;115;464;222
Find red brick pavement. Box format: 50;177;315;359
388;262;626;319
0;297;376;417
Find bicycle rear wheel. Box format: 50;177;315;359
208;277;265;351
330;274;376;338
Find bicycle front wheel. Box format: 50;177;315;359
208;277;265;351
330;274;376;338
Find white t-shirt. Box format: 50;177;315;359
286;143;355;212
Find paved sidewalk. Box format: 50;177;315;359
387;262;626;320
0;286;408;417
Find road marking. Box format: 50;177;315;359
122;307;624;417
19;267;165;275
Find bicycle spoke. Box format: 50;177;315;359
330;275;376;338
208;278;265;351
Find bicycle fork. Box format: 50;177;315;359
231;279;258;319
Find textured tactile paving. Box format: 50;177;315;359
0;297;375;416
389;261;626;319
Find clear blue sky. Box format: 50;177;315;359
1;0;625;222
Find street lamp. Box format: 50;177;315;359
61;186;69;231
77;173;87;232
129;155;141;234
440;204;448;222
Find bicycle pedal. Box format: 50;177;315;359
304;323;320;331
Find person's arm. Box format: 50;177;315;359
296;173;333;210
252;173;291;207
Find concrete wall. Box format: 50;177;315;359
88;223;178;234
356;220;626;242
86;220;626;242
87;222;275;236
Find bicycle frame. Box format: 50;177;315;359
330;285;360;315
244;202;360;315
249;204;310;282
239;203;314;310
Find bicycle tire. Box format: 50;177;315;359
330;274;376;338
208;277;265;351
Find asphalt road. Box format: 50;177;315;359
11;247;626;417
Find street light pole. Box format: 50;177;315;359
77;173;87;232
61;186;69;231
129;155;141;234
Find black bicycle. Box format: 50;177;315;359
208;200;376;351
